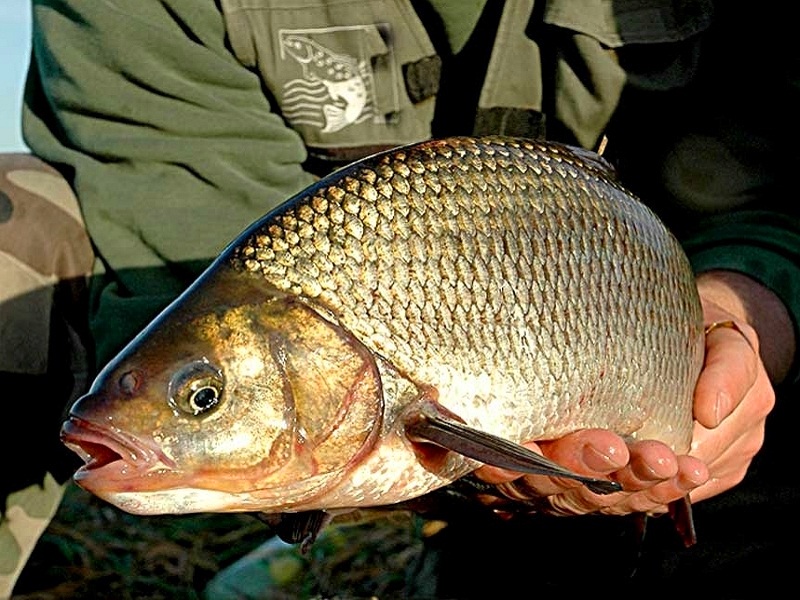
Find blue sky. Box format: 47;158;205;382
1;0;32;152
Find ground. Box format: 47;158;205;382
12;482;438;599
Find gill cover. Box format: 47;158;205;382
170;268;387;493
248;280;386;487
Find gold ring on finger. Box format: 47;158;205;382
704;320;754;350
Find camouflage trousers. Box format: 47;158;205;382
0;154;94;598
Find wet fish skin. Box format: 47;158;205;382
61;136;705;518
232;135;703;446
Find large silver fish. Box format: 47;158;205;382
61;137;704;545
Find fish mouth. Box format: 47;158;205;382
60;417;174;487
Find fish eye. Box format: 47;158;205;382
168;360;224;417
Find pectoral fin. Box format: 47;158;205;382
403;408;621;495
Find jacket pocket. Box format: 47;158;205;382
221;0;440;167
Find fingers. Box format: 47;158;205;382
689;306;774;503
688;374;773;503
601;455;708;516
529;454;706;517
610;440;679;491
681;277;780;506
694;316;760;428
540;429;630;472
537;444;706;517
691;385;771;469
473;429;629;488
475;432;710;517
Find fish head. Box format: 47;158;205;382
61;265;384;515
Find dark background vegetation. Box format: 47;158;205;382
12;482;437;599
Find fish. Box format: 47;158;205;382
60;136;705;548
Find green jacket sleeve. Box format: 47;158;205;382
682;210;800;385
23;0;316;366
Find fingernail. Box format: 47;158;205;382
680;466;709;489
637;455;671;481
713;391;731;426
583;444;625;470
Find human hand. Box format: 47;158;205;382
474;270;785;516
474;429;708;517
687;271;780;503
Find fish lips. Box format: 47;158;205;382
60;416;175;492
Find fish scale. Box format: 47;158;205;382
61;135;705;527
233;136;704;450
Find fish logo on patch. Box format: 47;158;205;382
279;27;379;133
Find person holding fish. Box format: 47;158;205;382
3;0;797;597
